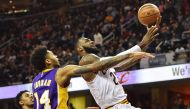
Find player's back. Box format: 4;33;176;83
32;68;68;109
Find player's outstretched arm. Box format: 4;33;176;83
114;52;154;72
114;58;138;72
55;52;153;87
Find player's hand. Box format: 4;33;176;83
140;25;159;50
139;16;161;50
147;16;162;30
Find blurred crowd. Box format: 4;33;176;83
0;0;189;86
168;93;190;109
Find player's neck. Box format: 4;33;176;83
22;105;33;109
80;52;88;57
46;64;54;69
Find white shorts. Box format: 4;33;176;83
110;103;141;109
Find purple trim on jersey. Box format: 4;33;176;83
32;68;58;109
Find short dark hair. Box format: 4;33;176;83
30;46;47;71
16;90;29;108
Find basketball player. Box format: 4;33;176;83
30;46;153;109
76;17;161;109
16;90;34;109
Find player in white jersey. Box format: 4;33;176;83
76;18;161;109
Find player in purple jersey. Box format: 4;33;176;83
30;46;154;109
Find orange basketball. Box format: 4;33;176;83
138;3;160;26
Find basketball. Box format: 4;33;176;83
138;3;160;26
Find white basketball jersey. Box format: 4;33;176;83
86;68;127;109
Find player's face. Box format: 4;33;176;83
20;92;34;107
79;37;99;54
46;50;60;67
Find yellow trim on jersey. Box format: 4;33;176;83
106;99;129;109
57;84;68;109
42;68;53;73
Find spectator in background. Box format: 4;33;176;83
93;28;103;48
16;90;34;109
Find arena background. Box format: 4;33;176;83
0;0;190;109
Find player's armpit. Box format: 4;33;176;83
55;67;71;88
55;65;89;87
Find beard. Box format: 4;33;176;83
83;46;100;54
